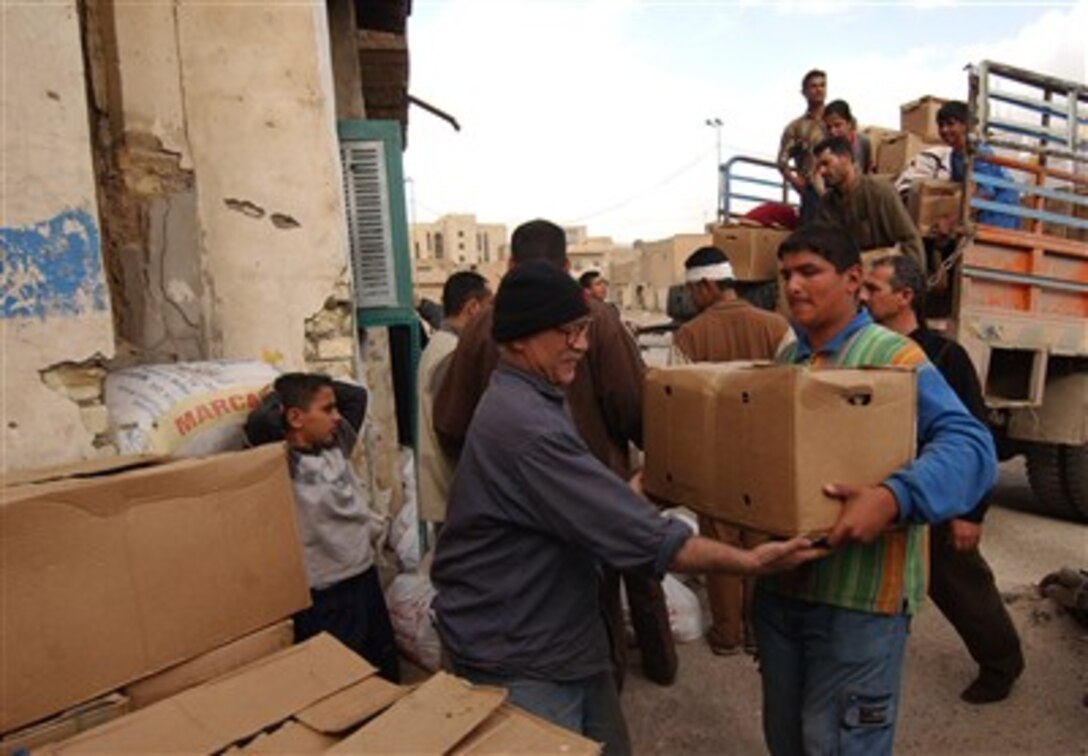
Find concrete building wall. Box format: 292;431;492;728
477;223;508;263
2;2;116;472
637;233;710;313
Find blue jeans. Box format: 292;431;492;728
754;588;910;756
450;663;631;756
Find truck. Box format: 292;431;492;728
714;60;1088;522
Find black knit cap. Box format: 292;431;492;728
492;260;590;344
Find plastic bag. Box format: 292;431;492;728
384;572;441;671
387;447;421;571
620;573;707;644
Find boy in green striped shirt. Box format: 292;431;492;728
755;225;997;755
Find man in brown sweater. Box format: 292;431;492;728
672;246;793;655
813;135;926;272
433;219;677;687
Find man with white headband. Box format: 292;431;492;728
672;245;793;657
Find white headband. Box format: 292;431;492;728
685;261;735;283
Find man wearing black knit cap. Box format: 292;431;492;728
432;261;822;755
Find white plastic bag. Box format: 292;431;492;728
620;573;707;644
387;447;422;571
384;572;441;671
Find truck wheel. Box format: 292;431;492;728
1026;443;1088;523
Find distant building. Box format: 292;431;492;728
410;214;508;265
634;233;712;313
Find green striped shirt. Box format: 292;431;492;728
763;315;929;615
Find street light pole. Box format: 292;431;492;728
705;118;723;223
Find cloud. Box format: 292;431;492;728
404;0;1088;242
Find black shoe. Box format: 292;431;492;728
960;674;1016;704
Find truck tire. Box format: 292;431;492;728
1026;442;1088;523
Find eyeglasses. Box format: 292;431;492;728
555;319;591;347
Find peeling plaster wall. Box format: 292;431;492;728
1;3;116;472
175;2;352;371
106;2;401;505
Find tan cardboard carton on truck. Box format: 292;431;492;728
900;96;948;144
876;131;926;176
711;224;789;281
908;179;963;234
643;363;916;536
0;445;310;734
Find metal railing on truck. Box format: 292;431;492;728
718;155;797;223
955;60;1088;522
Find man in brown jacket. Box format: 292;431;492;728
813;135;926;272
433;219;677;687
672;246;793;655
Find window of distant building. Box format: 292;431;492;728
458;230;465;238
426;232;432;252
435;232;444;259
458;242;465;251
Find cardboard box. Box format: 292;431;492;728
643;364;917;536
859;125;899;172
0;445;310;733
876;131;926;176
0;695;129;756
711;225;790;282
47;638;599;755
908;179;963;234
123;621;295;710
901;96;948;144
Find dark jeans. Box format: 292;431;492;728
451;662;631;756
799;184;822;225
929;522;1024;683
755;588;910;756
294;566;401;683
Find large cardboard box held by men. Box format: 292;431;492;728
41;634;600;755
0;445;310;734
643;364;916;536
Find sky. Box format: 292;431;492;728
402;0;1088;243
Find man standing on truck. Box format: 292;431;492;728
756;224;998;755
863;254;1025;704
778;68;828;223
672;246;793;656
813;135;927;271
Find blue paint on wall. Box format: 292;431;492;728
1;208;108;319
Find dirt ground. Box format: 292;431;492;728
621;459;1088;755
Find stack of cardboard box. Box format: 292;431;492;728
862;95;949;180
1;447;599;755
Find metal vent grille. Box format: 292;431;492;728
341;140;397;307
